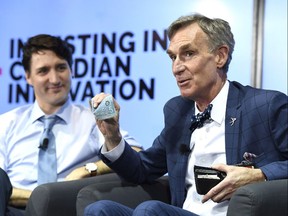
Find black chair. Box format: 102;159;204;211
25;173;288;216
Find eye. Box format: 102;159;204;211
37;67;48;74
57;64;68;71
185;51;194;57
169;54;176;61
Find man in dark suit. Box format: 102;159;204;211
84;14;288;216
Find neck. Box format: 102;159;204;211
195;78;226;112
38;100;67;115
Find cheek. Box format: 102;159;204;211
30;78;48;91
64;75;72;88
194;58;216;75
62;72;72;81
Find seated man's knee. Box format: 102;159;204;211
84;200;132;216
84;200;113;216
134;200;165;216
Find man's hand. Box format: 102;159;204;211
202;164;266;203
65;166;90;181
91;93;122;151
10;188;32;207
65;160;112;181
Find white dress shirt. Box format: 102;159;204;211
182;81;229;215
0;98;140;191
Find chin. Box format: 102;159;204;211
180;90;192;98
51;94;68;105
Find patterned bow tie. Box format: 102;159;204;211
189;104;213;132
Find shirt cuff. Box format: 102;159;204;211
101;138;125;162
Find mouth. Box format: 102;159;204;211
48;85;63;92
177;78;190;87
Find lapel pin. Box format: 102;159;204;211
230;117;237;126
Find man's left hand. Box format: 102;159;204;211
202;163;266;203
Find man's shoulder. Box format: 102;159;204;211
0;104;33;120
230;81;286;99
229;81;287;108
164;95;194;117
0;104;33;133
70;103;92;114
67;103;95;122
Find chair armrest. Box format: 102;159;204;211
25;175;105;216
76;173;170;216
227;179;288;216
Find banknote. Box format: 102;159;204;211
89;95;117;120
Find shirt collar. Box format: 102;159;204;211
194;80;229;125
29;98;72;124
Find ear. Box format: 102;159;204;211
25;71;33;86
215;45;229;69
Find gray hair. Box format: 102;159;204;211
167;13;235;73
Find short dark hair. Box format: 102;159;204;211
22;34;73;73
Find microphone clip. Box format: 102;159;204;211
39;138;49;150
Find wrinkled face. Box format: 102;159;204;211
25;50;72;113
167;23;224;103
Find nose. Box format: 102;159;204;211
172;59;185;75
49;70;61;84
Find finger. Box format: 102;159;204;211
91;93;109;108
211;191;233;203
211;163;229;172
202;187;219;203
113;98;120;112
202;178;228;203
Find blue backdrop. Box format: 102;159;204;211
0;0;286;149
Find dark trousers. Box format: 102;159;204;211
84;200;198;216
0;168;23;216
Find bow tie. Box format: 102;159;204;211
189;104;213;132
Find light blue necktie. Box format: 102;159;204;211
37;115;58;185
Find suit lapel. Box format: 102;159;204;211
176;99;194;206
225;82;243;164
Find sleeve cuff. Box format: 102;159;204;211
101;138;125;162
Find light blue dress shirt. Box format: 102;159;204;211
0;98;140;190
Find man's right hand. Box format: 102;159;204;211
91;93;122;151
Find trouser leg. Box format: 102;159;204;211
84;200;133;216
0;168;24;216
133;200;198;216
84;199;198;216
0;168;12;216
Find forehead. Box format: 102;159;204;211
30;50;65;67
167;23;209;52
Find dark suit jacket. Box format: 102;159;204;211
102;81;288;208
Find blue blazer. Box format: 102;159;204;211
103;81;288;207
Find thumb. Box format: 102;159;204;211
211;163;228;172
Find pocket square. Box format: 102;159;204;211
243;152;257;162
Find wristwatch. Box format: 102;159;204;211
85;163;98;176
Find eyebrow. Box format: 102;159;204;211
166;43;193;55
35;62;68;71
36;65;49;71
56;62;68;67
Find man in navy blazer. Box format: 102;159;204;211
85;14;288;216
